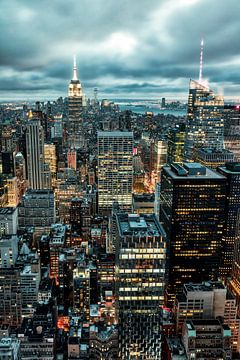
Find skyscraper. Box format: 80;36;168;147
167;123;186;164
115;213;166;359
97;131;133;215
184;80;224;161
224;105;240;161
26;119;45;189
160;162;226;305
68;56;84;148
217;163;240;278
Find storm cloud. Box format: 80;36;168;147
0;0;239;100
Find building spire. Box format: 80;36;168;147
199;37;204;84
72;55;78;81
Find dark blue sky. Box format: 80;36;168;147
0;0;239;100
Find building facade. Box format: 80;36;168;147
218;163;240;277
115;213;166;359
160;163;226;305
184;80;224;161
97;131;133;215
26;119;45;189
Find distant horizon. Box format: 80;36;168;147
0;1;239;102
0;93;239;104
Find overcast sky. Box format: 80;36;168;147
0;0;239;101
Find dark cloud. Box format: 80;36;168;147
0;0;239;100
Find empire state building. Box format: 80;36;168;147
67;56;84;148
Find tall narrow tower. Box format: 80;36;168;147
26;119;45;189
68;56;84;148
199;38;204;84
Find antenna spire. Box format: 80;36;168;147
72;55;78;81
199;38;204;84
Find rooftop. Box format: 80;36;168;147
97;130;133;137
219;162;240;174
117;213;166;238
164;162;225;180
184;281;225;293
0;207;17;215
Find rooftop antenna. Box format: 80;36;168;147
73;55;78;81
199;37;204;84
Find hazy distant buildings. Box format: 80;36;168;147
97;131;133;215
184;80;224;161
160;163;226;305
115;213;166;359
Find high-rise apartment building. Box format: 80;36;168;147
26;119;45;189
97;131;133;215
115;213;166;359
160;163;226;305
184;80;224;161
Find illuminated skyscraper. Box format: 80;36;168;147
167;123;186;164
150;139;167;185
97;131;133;215
115;213;166;359
224;105;240;161
160;163;226;305
218;163;240;278
26;119;45;189
68;56;84;148
184;80;224;161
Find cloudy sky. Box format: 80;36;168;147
0;0;239;101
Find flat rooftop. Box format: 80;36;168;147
184;281;225;293
219;162;240;174
0;207;16;215
163;163;225;180
197;148;234;155
117;213;166;238
97;131;133;137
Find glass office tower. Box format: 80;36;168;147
115;213;166;360
184;80;224;161
160;162;226;305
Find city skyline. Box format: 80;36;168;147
0;0;240;101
